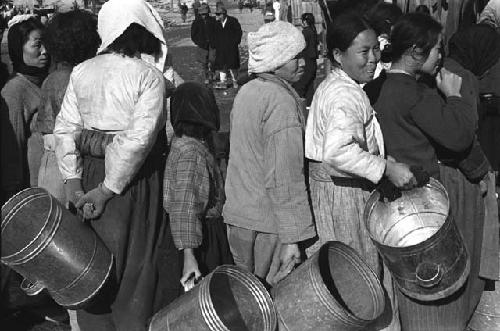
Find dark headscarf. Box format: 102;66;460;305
170;82;220;131
8;18;48;84
448;24;500;77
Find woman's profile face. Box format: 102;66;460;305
334;29;380;83
420;34;442;75
22;29;48;68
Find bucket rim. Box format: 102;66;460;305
199;264;277;331
311;241;386;325
363;178;450;247
1;190;57;263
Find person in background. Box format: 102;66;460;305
365;1;403;78
213;5;242;88
273;0;280;21
54;0;180;329
0;14;9;90
224;21;315;287
263;4;275;23
164;82;233;290
36;11;100;330
363;13;477;330
193;0;201;17
440;22;500;323
292;13;318;107
305;12;416;330
415;4;431;15
37;10;100;206
1;16;48;204
191;3;217;85
180;2;189;23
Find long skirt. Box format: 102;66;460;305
76;130;180;331
397;165;486;330
309;177;400;331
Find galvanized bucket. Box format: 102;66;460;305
148;264;277;331
1;187;113;308
364;178;470;301
272;241;386;331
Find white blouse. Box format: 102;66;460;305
54;53;167;194
305;66;386;184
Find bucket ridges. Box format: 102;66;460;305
53;254;114;309
2;197;61;265
1;193;53;251
52;232;98;292
222;267;275;329
1;188;49;228
196;265;276;331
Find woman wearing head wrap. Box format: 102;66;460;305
449;24;500;173
164;82;232;290
54;0;180;329
36;12;101;330
224;21;315;287
1;16;48;203
364;14;480;330
440;22;500;323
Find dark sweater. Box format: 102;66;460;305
364;72;476;178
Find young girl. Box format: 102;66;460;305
164;82;233;288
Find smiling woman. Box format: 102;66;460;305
304;11;417;331
1;17;48;204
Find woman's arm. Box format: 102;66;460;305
103;69;167;194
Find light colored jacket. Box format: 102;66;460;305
305;67;386;183
54;53;166;194
223;75;315;243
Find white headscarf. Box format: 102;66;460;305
247;21;305;74
97;0;168;74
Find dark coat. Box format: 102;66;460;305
213;16;242;70
191;16;217;50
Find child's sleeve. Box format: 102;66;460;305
168;149;210;249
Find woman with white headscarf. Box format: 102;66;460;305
54;0;180;329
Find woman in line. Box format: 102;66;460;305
36;11;101;330
304;12;415;330
164;82;233;290
1;16;48;203
292;13;319;107
363;13;480;330
54;0;180;329
37;10;100;206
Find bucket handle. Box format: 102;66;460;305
20;278;45;296
416;262;442;288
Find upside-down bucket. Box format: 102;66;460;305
1;188;113;308
272;241;386;331
364;178;470;301
148;264;277;331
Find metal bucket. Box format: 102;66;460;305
148;264;277;331
364;178;470;301
1;187;113;308
467;252;500;331
272;241;385;331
